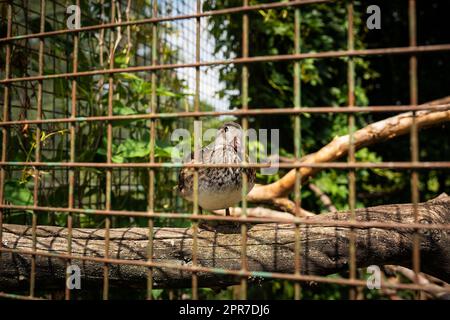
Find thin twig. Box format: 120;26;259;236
309;183;337;212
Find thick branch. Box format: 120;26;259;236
248;97;450;202
1;195;448;289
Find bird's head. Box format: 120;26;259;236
215;122;243;151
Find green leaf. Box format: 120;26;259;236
119;72;142;81
115;54;129;66
152;289;164;299
154;145;175;159
116;139;150;159
4;181;33;207
156;86;178;97
113;101;137;115
112;154;125;163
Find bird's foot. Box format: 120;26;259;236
196;208;241;233
198;220;219;232
198;220;241;233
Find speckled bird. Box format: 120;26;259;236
177;122;256;215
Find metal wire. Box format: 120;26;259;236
0;104;449;127
147;0;158;301
65;0;79;300
103;0;117;300
1;203;449;230
0;0;13;282
1;44;450;85
29;0;47;299
347;2;357;300
408;0;421;300
293;2;302;300
191;0;201;301
239;0;249;301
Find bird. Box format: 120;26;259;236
177;122;256;217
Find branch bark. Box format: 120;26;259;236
247;97;450;202
1;194;448;290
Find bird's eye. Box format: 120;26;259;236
224;127;228;132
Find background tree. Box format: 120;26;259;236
203;0;450;212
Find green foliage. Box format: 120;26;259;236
3;1;193;227
4;181;33;207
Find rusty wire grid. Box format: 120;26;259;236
0;0;449;300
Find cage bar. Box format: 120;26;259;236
239;0;250;301
2;44;450;85
408;0;421;299
190;0;202;301
65;0;80;300
293;3;302;300
346;2;357;300
146;0;158;301
0;0;13;281
0;104;449;128
103;0;118;300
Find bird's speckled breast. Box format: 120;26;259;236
178;131;256;210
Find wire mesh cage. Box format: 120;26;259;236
0;0;449;300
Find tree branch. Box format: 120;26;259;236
384;265;450;300
1;194;448;290
309;183;337;213
247;97;450;202
214;206;314;219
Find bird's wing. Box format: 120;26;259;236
200;140;215;162
177;159;194;197
177;147;195;197
177;141;236;197
177;144;211;197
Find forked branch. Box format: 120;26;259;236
247;96;450;203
